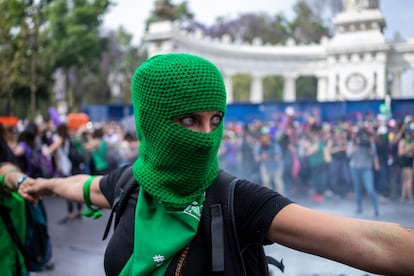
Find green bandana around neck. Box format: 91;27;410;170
124;53;227;275
120;189;205;275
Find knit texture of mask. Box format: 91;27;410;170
131;53;227;209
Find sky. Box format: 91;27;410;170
103;0;414;45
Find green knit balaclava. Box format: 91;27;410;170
121;54;226;275
131;53;227;209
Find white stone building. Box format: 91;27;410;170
144;0;414;103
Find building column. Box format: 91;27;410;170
250;74;263;103
390;68;404;98
317;75;328;101
283;74;297;101
373;67;386;99
224;74;233;103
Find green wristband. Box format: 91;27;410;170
82;176;102;219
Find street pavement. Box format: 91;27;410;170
32;192;414;276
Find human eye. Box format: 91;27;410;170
211;113;223;127
177;116;195;127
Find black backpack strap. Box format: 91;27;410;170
102;165;137;240
206;171;285;275
205;170;246;275
210;174;239;272
210;203;224;272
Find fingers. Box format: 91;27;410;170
18;187;39;203
18;177;44;203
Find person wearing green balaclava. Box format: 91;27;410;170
119;53;227;275
20;53;414;276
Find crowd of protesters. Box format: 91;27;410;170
219;109;414;217
1;119;140;224
1;107;413;219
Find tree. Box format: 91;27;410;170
202;12;290;45
290;0;330;44
111;27;147;105
27;0;53;119
296;76;318;99
46;0;111;112
232;74;251;102
145;0;194;32
263;76;284;101
0;0;51;119
305;0;343;34
0;0;28;116
89;26;146;106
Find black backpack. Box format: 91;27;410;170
102;166;284;275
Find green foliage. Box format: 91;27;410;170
241;13;291;45
0;0;53;118
290;0;330;44
44;0;111;112
0;0;116;118
0;0;338;119
174;1;194;22
232;74;251;102
104;27;147;106
296;76;317;99
263;76;284;100
46;0;110;70
145;0;193;32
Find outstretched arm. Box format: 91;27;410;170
268;203;414;275
19;174;111;209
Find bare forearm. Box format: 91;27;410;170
357;222;414;275
47;174;92;202
270;205;414;276
19;174;110;209
325;220;414;275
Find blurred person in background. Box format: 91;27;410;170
85;127;110;175
45;123;84;223
387;119;404;201
303;127;329;202
238;124;261;183
279;131;301;198
0;131;30;275
218;130;239;176
103;123;122;170
347;127;379;216
398;120;414;203
255;126;283;193
374;123;390;201
117;132;139;168
1;124;54;273
326;128;351;198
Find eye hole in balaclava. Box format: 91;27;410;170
131;53;227;209
172;111;224;133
